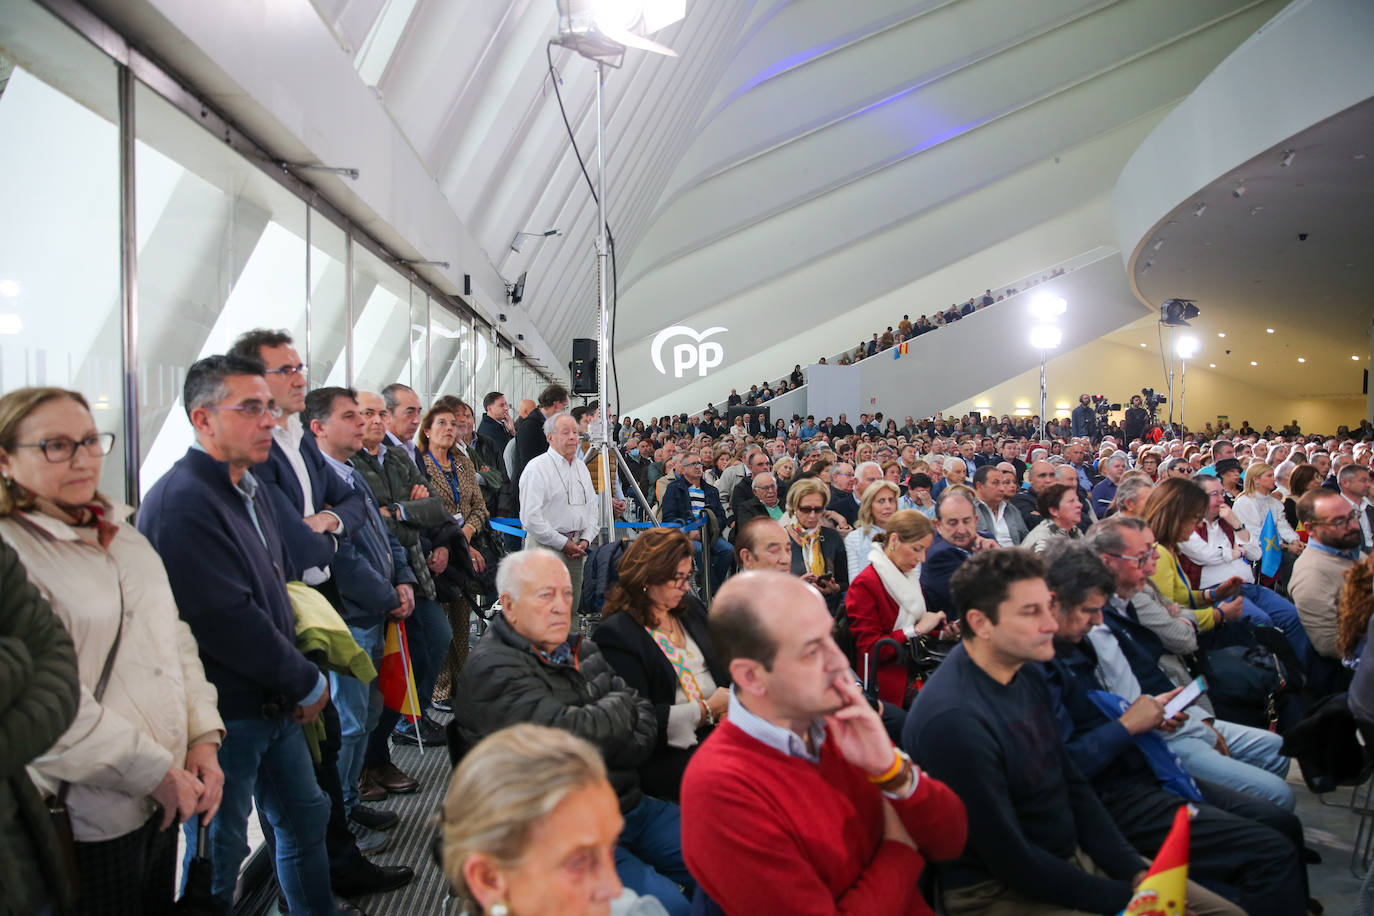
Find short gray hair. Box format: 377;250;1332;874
854;460;881;479
1115;475;1154;509
943;456;965;474
752;471;775;491
495;548;562;603
381;383;415;412
1102;454;1127;471
1085;514;1147;554
182;354;265;420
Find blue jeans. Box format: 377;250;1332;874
616;796;692;916
332;622;384;812
1170;718;1293;811
692;537;733;595
189;716;333;914
1239;583;1313;669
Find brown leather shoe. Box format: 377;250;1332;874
363;762;419;795
358;772;387;802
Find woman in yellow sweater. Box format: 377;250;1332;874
1143;477;1246;636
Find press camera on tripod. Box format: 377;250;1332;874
1141;387;1167;416
1090;395;1120;439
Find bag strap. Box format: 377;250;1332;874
55;555;127;806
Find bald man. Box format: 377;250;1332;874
734;517;792;573
681;572;966;914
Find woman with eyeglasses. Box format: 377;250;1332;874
0;388;224;915
591;530;729;802
418;396;492;707
783;478;848;611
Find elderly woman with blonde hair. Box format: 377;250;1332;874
442;724;665;916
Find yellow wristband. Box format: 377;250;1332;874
867;748;904;784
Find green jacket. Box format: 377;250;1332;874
352;445;451;601
0;537;80;915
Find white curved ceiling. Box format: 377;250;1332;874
196;0;1292;412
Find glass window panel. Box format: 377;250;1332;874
310;214;349;390
350;242;413;396
0;15;124;499
134;83;308;495
409;283;428;403
429;304;470;405
473;319;494;408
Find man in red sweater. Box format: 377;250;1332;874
680;571;967;914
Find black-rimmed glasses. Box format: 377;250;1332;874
12;432;116;463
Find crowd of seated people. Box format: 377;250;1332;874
10;347;1374;916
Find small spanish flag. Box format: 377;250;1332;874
379;620;422;729
1122;804;1192;915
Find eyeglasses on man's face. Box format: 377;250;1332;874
1314;512;1359;528
12;432;116;463
263;363;307;378
209;402;284;420
1104;551;1151;569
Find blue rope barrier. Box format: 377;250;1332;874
488;514;707;539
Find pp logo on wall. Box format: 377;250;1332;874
651;325;726;378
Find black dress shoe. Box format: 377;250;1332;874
334;861;415;898
392;716;448;747
278;893;371;915
348;804;399;832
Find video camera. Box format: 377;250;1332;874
1090;395;1121;416
1141;387;1167;416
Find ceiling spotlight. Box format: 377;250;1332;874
1139;342;1147;348
1297;357;1306;363
1217;332;1226;338
1160;298;1200;327
554;0;686;62
1175;335;1199;359
1250;361;1258;366
1208;363;1216;368
1265;328;1274;334
1028;294;1067;320
1354;355;1362;361
1280;149;1295;168
1194;203;1207;217
1231;183;1246;198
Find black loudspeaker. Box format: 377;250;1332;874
571;338;598;395
463;274;472;296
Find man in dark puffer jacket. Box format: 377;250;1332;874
0;537;80;914
452;549;692;916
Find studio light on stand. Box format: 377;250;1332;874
1174;335;1199;432
1157;298;1200;432
1028;294;1066;441
552;0;686;541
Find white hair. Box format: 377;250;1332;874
943;456;965;474
496;548;562;603
543;409;573;439
854;460;882;479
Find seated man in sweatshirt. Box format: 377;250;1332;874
1039;544;1307;916
905;548;1243;916
682;571;966;915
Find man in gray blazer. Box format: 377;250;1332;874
973;465;1029;547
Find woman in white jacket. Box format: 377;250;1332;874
1231;462;1305;556
0;388;223;915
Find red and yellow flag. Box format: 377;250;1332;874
379;620;421;724
1123;804;1192;915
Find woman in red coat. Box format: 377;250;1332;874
844;510;945;707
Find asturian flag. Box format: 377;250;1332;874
1259;508;1282;579
1121;804;1193;916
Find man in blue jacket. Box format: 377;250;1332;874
304;388;419;842
660;453;731;595
139;355;335;914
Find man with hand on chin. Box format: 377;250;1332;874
682;571;966;914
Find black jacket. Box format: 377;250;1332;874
592;596;729;800
789;526;849;612
512;410;549;490
453;612;657;812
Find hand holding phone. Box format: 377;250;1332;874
1163;676;1207;719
